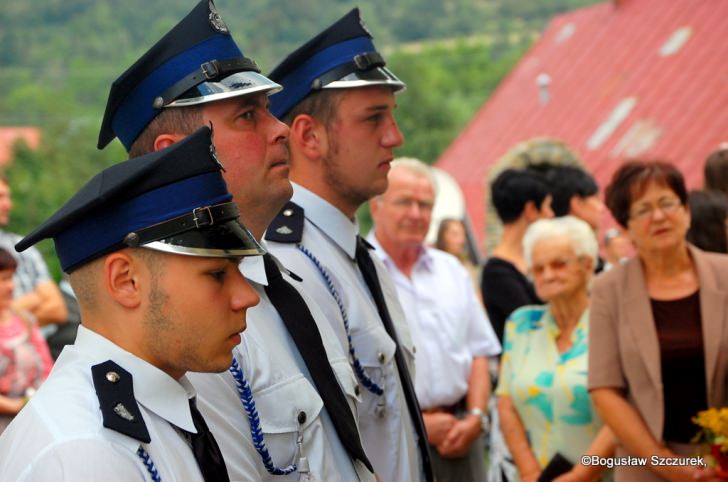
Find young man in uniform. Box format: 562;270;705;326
264;9;434;481
97;2;373;479
0;128;261;481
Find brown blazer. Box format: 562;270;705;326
588;244;728;442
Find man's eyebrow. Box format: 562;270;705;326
364;104;390;112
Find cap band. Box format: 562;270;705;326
112;35;243;150
155;56;260;108
55;171;231;272
124;201;240;247
270;36;375;118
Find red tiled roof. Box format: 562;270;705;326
436;0;728;250
0;127;41;166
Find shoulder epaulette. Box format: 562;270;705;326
91;360;151;443
265;201;304;243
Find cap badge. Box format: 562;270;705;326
207;123;225;170
114;403;136;421
209;141;224;171
208;1;229;34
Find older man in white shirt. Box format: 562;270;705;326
369;158;501;482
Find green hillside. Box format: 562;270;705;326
0;0;600;275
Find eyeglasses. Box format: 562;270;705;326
530;256;577;276
629;197;682;221
390;197;434;212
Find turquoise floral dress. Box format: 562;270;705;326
496;305;601;473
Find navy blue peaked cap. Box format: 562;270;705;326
98;0;281;151
268;7;405;119
19;127;263;273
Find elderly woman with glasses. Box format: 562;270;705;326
589;161;728;482
497;216;614;482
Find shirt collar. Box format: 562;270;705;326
240;245;268;286
291;182;360;259
544;306;589;342
74;325;197;433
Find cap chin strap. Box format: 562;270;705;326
123;201;239;247
310;51;385;90
153;57;260;108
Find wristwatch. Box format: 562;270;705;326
468;407;490;433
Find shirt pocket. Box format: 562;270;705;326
254;375;324;469
331;358;362;417
350;324;396;372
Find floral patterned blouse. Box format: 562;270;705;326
0;311;53;433
496;305;601;471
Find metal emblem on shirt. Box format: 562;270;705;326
208;1;229;34
276;225;293;235
114;403;136;421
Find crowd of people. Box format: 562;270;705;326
0;2;726;482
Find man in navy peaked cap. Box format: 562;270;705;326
264;8;435;482
0;127;262;481
98;2;376;480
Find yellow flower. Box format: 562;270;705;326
693;408;728;452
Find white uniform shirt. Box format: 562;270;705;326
0;326;205;482
368;235;502;408
266;183;423;482
188;252;373;482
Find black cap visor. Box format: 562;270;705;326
166;71;282;107
143;219;264;258
322;66;405;92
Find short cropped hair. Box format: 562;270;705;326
545;165;598;216
604;160;687;228
281;89;343;128
389;157;437;194
686;190;728;253
522;215;598;269
491;168;550;224
128;105;203;157
0;247;17;272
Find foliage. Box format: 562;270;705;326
0;0;600;275
6;122;125;279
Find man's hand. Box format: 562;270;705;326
436;414;481;458
422;411;457;446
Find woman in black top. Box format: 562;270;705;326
481;169;553;344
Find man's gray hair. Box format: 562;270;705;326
389;157;438;196
522;215;598;268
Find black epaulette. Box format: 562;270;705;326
265;201;304;243
91;360;151;443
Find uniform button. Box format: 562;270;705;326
377;352;386;364
283;209;293;217
106;371;120;383
297;410;307;425
412;345;417;354
355;385;361;397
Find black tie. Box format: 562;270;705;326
262;253;373;473
183;398;230;482
354;237;435;482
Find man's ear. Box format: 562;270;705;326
289;114;326;160
103;251;143;309
153;133;187;152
